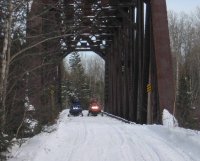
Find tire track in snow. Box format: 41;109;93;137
126;126;193;161
125;127;165;161
63;119;87;161
142;127;195;161
119;126;150;161
100;124;128;161
67;118;128;161
111;125;133;161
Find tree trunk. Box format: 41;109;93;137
0;0;13;130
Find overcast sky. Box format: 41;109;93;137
166;0;200;13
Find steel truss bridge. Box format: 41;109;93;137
27;0;174;124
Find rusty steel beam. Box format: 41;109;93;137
102;0;174;124
151;0;175;119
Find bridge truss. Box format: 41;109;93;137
28;0;174;124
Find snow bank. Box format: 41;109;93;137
162;109;178;127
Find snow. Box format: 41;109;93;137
7;109;200;161
24;118;38;132
162;109;178;127
27;105;35;112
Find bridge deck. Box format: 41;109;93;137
8;110;199;161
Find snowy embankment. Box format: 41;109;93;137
7;109;200;161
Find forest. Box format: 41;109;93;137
168;8;200;129
62;52;105;110
0;0;200;159
0;1;105;159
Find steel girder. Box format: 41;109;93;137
103;0;174;124
27;0;174;124
26;0;63;123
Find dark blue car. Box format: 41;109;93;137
68;101;83;117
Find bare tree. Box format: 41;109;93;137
0;0;57;136
188;7;200;107
0;0;13;129
81;53;105;102
168;8;200;129
168;11;182;97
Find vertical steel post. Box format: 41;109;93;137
151;0;175;120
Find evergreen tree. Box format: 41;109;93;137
67;52;90;108
177;67;192;127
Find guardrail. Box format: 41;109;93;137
103;112;136;124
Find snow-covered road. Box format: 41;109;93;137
8;110;200;161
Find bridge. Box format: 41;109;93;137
24;0;174;124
